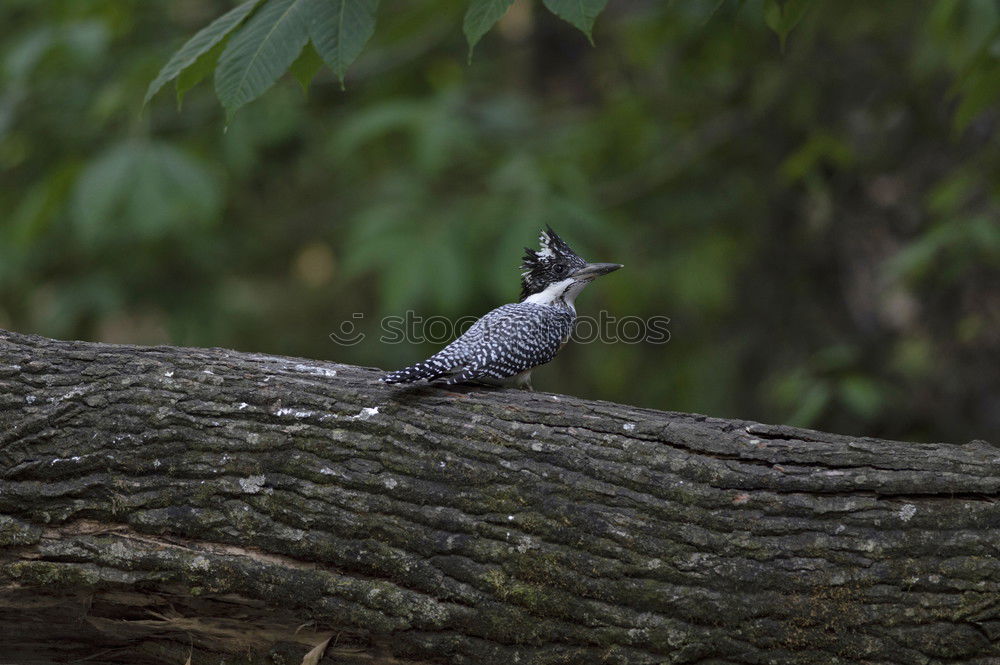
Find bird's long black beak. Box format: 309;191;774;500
572;262;623;280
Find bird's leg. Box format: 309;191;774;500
515;370;533;391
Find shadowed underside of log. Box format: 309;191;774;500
0;329;998;665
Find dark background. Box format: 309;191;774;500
2;0;998;443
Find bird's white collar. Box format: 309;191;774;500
522;278;587;312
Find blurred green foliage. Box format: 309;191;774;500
1;0;998;443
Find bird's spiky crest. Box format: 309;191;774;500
519;226;586;301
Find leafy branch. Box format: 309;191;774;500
145;0;812;118
144;0;610;118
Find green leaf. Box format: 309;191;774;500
541;0;609;45
463;0;515;62
290;41;325;93
71;142;221;245
215;0;312;119
144;0;263;105
175;40;225;107
306;0;378;88
764;0;811;52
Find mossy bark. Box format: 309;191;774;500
1;329;998;664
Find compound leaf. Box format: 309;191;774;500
144;0;262;105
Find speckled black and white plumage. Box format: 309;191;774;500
382;227;619;389
381;302;574;386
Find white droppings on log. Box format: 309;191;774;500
352;407;380;421
275;408;315;418
50;456;83;465
239;475;266;494
293;364;338;378
57;387;85;401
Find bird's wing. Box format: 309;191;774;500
382;303;572;385
442;303;573;383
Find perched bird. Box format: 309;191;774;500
382;227;621;389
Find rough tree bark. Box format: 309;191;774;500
0;329;998;665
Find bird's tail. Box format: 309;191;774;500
382;355;458;384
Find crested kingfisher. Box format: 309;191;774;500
382;227;622;389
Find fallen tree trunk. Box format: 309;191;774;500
0;329;998;665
